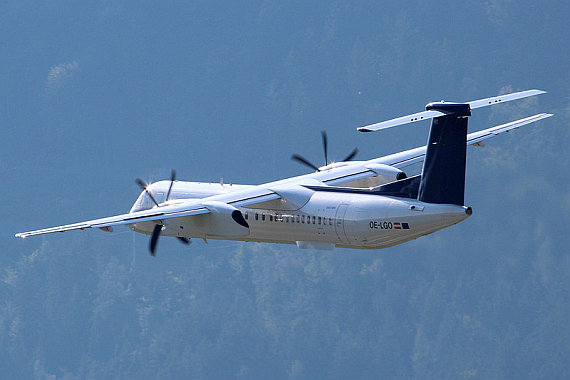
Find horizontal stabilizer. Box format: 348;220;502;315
468;89;546;109
358;110;446;132
357;89;546;132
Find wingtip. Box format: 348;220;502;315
357;128;373;133
535;112;554;120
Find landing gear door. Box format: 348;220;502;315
335;204;349;244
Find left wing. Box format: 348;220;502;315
15;188;281;238
15;202;210;238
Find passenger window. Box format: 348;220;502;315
318;217;321;224
312;216;316;224
255;213;258;221
269;215;273;222
329;218;332;225
296;215;300;223
262;214;266;221
301;215;305;223
245;212;248;220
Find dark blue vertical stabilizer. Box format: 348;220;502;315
418;103;470;205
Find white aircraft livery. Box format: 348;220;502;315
16;90;551;255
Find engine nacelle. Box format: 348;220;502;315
201;201;250;237
339;163;406;188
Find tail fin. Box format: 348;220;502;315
418;103;470;205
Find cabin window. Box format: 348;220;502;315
269;215;273;222
244;212;248;220
255;213;259;221
318;217;321;225
312;216;316;224
296;215;300;223
262;214;266;221
301;215;305;223
329;217;332;225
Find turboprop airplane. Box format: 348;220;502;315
16;90;551;255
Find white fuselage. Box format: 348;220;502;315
129;181;471;250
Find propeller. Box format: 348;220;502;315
135;170;190;256
291;154;320;172
177;237;190;245
291;131;359;171
342;147;359;162
135;178;160;207
149;224;162;256
165;169;176;201
322;130;328;166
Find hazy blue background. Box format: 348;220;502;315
2;1;568;378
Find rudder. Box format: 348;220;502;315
418;103;470;205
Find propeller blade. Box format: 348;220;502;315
135;178;147;189
149;224;162;256
166;169;176;201
177;236;190;245
342;147;359;162
291;154;320;172
135;178;160;207
321;130;328;166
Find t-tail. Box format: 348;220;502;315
357;89;548;206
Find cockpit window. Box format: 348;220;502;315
131;191;155;213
